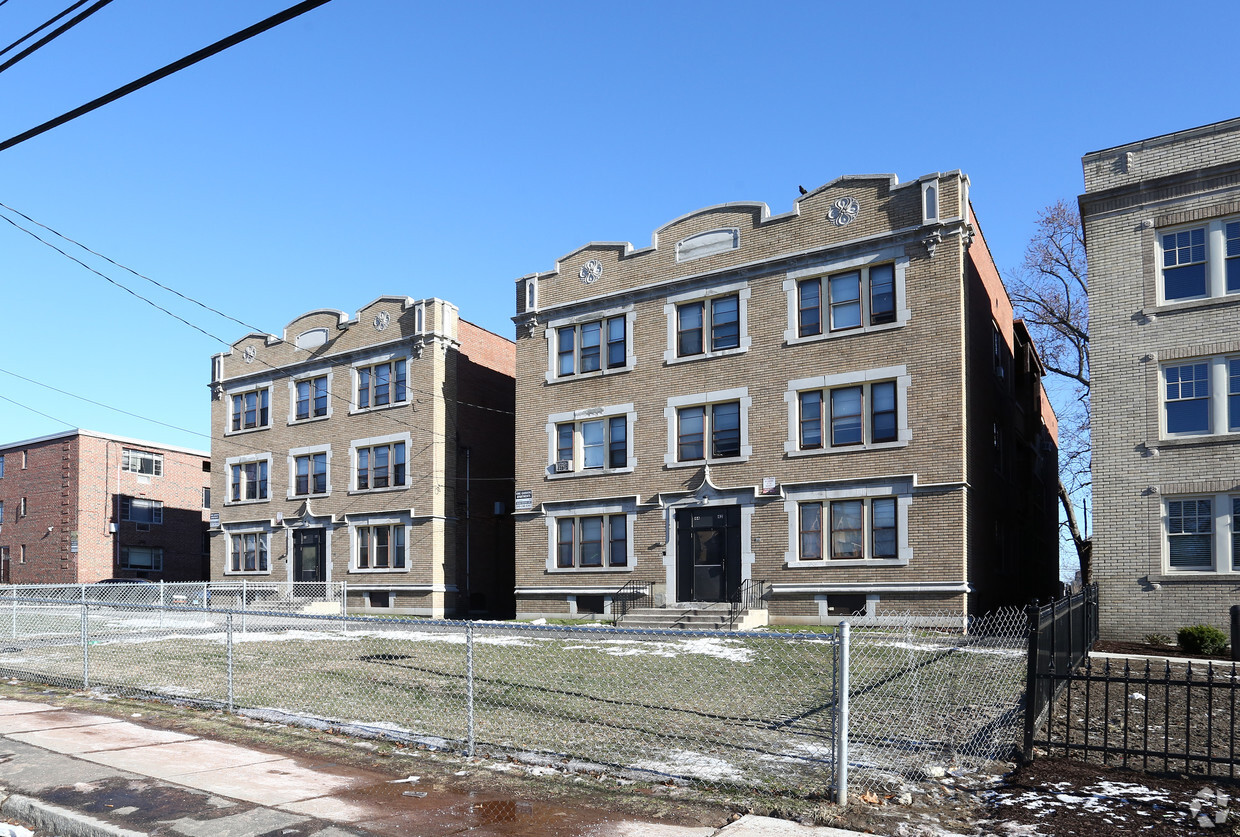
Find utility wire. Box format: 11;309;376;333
0;201;265;336
0;0;334;153
0;0;114;74
0;0;89;60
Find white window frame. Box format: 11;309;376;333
783;247;911;345
347;512;412;573
1159;355;1239;439
121;449;164;477
121;546;163;572
784;366;911;455
287;369;333;424
783;483;912;568
545;403;636;478
350;432;412;494
287;444;332;499
225;453;273;505
543;305;635;383
663;280;751;365
226;382;273;434
350;354;409;414
1162;494;1238;574
664;387;752;467
544;501;635;573
224;527;272;575
1156;217;1240;305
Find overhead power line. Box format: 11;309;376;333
0;0;334;153
0;0;91;60
0;0;115;74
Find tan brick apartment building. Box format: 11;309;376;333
208;296;515;618
0;430;210;584
512;173;1060;624
1082;118;1240;640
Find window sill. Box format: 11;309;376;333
664;346;748;366
665;455;748;469
347;401;410;417
785;558;908;569
288;415;330;426
1148;292;1240;317
545;365;633;385
225;426;271;437
347;485;410;496
1150;570;1239;582
224;498;271;507
784;318;907;346
785;440;907;457
1153;432;1240;448
545;466;634;480
350;567;410;574
223;570;272;576
287;492;331;501
547;566;632;574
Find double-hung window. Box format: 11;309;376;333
556;315;628;377
1158;218;1240;303
354;437;407;491
1161;356;1240;437
795;377;900;450
122;449;163;476
556;416;627;472
121;496;163;525
1167;498;1213;570
793;497;900;562
356;524;406;570
356;359;406;410
678;402;740;461
676;294;740;356
294;375;328;421
229;458;269;502
230;387;270;432
554;514;628;569
294;451;328;496
230;532;268;573
797;264;896;337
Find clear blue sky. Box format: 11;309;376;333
1;1;1234;576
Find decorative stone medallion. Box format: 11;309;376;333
827;197;860;227
242;346;256;364
579;259;603;285
373;311;391;332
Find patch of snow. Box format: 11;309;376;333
631;749;745;782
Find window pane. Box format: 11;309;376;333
1231;359;1240;432
1165;362;1210;434
374;363;390;405
358;528;370;568
799;390;822;449
558;328;575;376
829;272;861;330
581;420;604;469
608;515;627;566
579;517;603;566
608;416;626;469
799;502;822;560
394;526;406;568
798;279;821;337
710;295;740;350
1164;263;1207;300
870;264;895;325
712;401;741;458
1233;498;1240;573
556;424;574;463
296;456;309;495
374;445;389;487
677;302;704;356
357;368;370;408
831;387;863;445
357;448;369;489
872;498;897;559
606;316;626;368
580;321;601;372
314;377;328;416
830;500;863;559
393;443;406;485
678;406;705;461
394;360;407;402
871;381;897;443
313;453;327;494
557;519;574;568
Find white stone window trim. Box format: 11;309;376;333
664;386;752;468
286;444;333;500
348;431;413;495
543;305;636;384
1155;217;1240;307
286;368;334;425
223;452;273;506
782;482;912;568
545;403;636;479
346;510;413;574
783;365;912;455
1159;355;1237;440
348;352;410;415
1161;493;1238;575
782;248;911;345
224;381;274;436
543;500;636;574
662;279;752;365
222;524;274;576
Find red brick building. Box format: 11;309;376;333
0;430;211;584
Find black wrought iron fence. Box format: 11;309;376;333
1022;583;1098;759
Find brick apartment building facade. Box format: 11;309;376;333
1082;118;1240;640
0;430;210;584
208;296;515;618
512;173;1060;623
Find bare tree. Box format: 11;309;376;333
1010;199;1091;583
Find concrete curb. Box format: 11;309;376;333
0;792;147;837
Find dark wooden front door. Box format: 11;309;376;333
293;528;326;584
675;506;741;603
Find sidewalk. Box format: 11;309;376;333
0;697;870;837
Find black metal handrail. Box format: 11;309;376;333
727;579;769;628
611;579;652;626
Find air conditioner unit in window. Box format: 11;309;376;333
554;459;572;473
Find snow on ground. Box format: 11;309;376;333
631;749;746;782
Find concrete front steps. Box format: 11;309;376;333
616;604;767;631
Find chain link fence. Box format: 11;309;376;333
0;587;1028;802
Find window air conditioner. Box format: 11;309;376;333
555;459;572;473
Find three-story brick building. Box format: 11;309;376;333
512;173;1059;624
208;296;515;617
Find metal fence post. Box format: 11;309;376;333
80;602;89;690
466;621;476;758
241;578;248;634
836;621;850;806
1022;602;1041;762
226;613;234;714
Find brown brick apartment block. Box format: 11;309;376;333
512;174;1060;624
1081;118;1240;640
208;297;515;618
0;430;210;584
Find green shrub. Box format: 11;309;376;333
1143;633;1172;647
1177;624;1229;656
